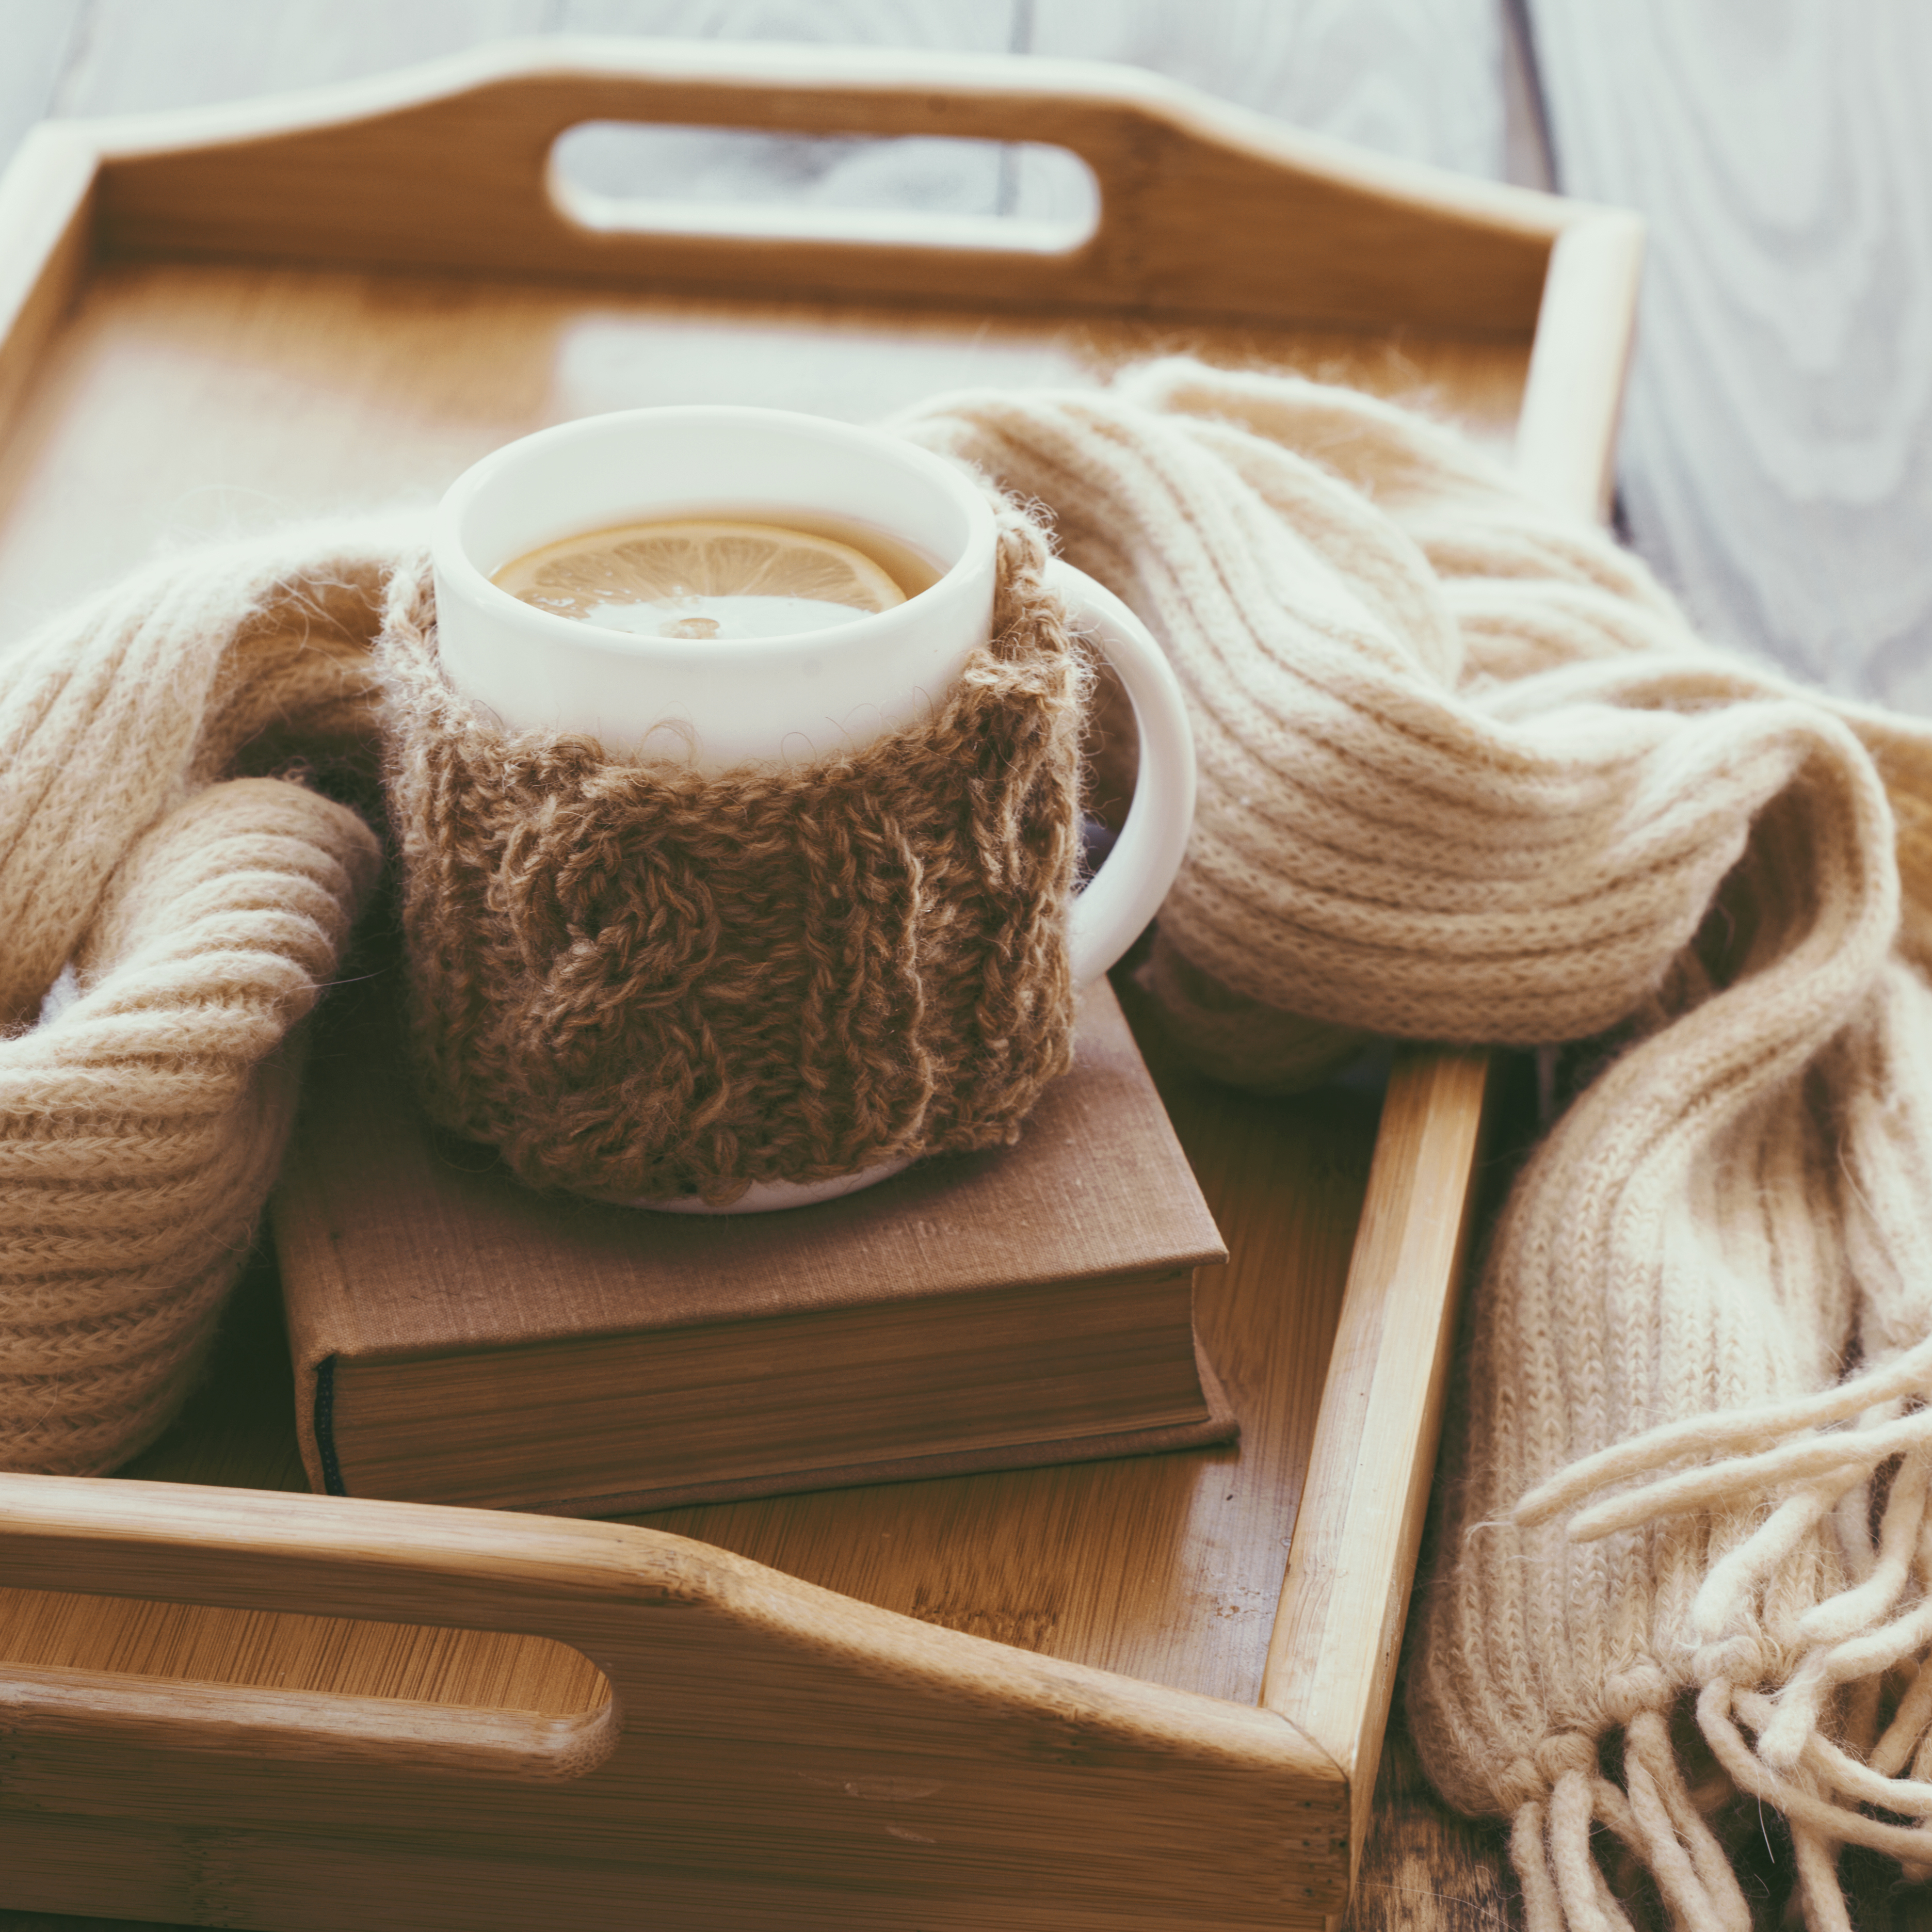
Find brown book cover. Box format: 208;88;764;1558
272;972;1233;1516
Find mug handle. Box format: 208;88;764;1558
1048;560;1197;985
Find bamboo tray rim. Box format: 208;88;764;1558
45;34;1571;242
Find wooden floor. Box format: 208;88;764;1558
1;3;1926;1930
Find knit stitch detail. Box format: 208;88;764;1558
0;527;393;1473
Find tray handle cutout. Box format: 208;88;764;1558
0;1566;618;1785
550;121;1100;256
0;1652;619;1783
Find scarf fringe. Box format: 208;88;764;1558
1516;1341;1932;1535
1515;1398;1932;1923
1509;1714;1758;1932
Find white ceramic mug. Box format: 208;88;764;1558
431;406;1195;1212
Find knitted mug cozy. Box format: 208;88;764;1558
378;502;1088;1207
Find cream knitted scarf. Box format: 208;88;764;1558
0;525;393;1474
11;362;1932;1922
901;362;1932;1929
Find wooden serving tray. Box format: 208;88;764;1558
0;40;1639;1932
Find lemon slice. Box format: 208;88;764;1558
494;518;906;641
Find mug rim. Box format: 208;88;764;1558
432;404;997;669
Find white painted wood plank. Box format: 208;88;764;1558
549;1;1021;55
1499;0;1551;191
47;0;552;115
1531;0;1932;710
0;0;86;175
553;121;1017;219
1028;0;1509;180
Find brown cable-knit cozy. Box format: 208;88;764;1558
378;501;1088;1206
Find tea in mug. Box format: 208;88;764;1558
492;512;943;642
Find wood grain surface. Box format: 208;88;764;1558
0;7;1566;1930
0;254;1534;648
1529;0;1932;713
0;1462;1350;1932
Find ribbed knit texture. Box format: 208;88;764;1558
901;361;1932;1928
0;526;390;1474
378;499;1085;1206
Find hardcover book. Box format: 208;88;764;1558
272;974;1233;1517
